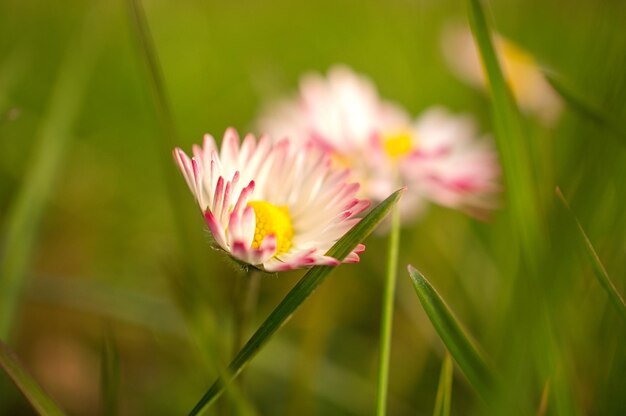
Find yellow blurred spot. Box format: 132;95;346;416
383;131;413;158
247;200;293;254
500;39;534;66
498;38;536;98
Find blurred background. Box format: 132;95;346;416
1;0;625;414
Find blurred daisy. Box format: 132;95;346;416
401;107;500;217
442;23;561;124
173;128;369;272
258;66;499;222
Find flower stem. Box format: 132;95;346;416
376;205;401;416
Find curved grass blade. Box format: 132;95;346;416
433;353;453;416
544;72;626;146
408;266;494;399
555;187;626;320
0;340;66;416
0;7;104;340
467;0;541;253
100;335;120;416
187;188;404;415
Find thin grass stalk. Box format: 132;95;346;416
127;0;176;146
375;205;401;416
100;334;120;416
556;187;626;320
126;0;207;276
544;72;626;145
433;353;453;416
233;271;262;357
230;269;262;411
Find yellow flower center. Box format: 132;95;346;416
247;200;294;255
383;131;413;158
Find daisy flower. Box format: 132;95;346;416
173;128;369;272
401;107;500;216
257;66;499;222
441;23;562;124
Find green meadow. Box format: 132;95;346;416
1;0;625;414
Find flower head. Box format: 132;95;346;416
173;128;369;271
441;24;561;123
258;66;499;223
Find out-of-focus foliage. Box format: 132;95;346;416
0;0;625;415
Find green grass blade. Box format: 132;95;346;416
0;340;66;416
467;0;541;253
544;72;626;145
433;353;453;416
187;188;404;415
0;8;103;340
100;335;120;416
127;0;177;147
376;205;401;416
408;266;494;399
555;187;626;320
